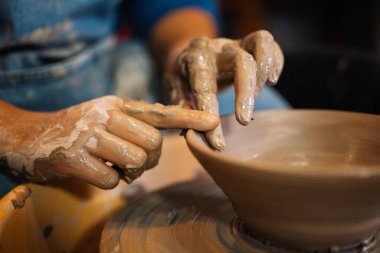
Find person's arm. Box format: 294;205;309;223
150;8;218;72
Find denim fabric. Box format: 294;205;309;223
0;0;219;110
0;0;219;70
0;36;116;111
0;0;120;48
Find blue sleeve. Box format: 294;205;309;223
127;0;221;38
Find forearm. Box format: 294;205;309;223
150;8;218;71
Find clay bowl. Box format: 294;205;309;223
186;110;380;250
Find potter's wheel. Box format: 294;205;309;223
101;176;380;253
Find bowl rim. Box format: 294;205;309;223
185;109;380;178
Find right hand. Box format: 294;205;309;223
1;96;219;189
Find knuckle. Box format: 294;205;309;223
255;30;274;44
256;30;272;38
190;37;209;48
92;124;106;135
97;95;123;108
240;51;254;63
101;95;118;102
49;147;74;160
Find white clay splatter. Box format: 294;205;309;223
5;96;115;176
85;137;98;149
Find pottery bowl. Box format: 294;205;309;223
186;110;380;250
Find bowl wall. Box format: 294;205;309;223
186;110;380;249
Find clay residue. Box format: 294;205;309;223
166;30;284;151
177;37;225;151
99;178;292;253
21;19;75;44
5;96;115;176
101;171;380;253
10;186;32;209
122;99;219;131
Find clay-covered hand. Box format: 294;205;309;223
1;96;219;189
166;30;284;150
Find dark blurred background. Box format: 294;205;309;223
219;0;380;114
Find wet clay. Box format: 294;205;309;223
0;96;219;188
166;30;284;150
186;110;380;250
122;99;219;131
10;186;32;209
100;177;380;253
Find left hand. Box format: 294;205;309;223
165;30;284;150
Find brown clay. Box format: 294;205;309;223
100;176;281;253
122;99;219;131
166;30;284;150
186;110;380;250
0;96;219;188
100;177;380;253
10;186;32;209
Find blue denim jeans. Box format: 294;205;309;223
0;37;117;111
0;39;290;196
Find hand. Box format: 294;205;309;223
165;30;284;150
1;96;219;189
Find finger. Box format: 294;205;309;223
34;149;120;189
145;148;161;169
106;110;163;168
86;126;147;177
222;43;256;125
268;41;284;85
122;99;219;131
240;30;275;97
165;45;197;108
107;110;162;152
118;165;145;184
183;37;225;150
205;125;225;151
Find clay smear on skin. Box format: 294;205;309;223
5;100;114;176
11;186;32;209
171;31;283;151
